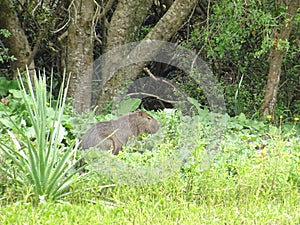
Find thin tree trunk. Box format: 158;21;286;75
66;0;94;113
260;0;299;117
96;0;198;110
0;0;34;78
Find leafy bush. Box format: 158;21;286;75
0;77;18;97
0;29;17;65
180;0;299;117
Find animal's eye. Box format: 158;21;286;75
147;116;152;120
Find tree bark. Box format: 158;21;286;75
0;0;34;78
96;0;198;110
66;0;94;113
105;0;153;50
260;0;299;117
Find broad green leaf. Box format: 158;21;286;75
117;98;142;115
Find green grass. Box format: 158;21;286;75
1;135;300;224
0;182;299;224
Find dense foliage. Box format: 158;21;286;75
179;0;300;116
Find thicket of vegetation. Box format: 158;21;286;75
0;0;299;224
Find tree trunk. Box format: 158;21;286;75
96;0;198;110
105;0;153;50
0;0;34;79
66;0;94;113
260;0;299;117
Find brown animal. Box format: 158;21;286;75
81;110;159;155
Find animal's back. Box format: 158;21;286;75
81;121;114;150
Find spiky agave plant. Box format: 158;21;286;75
0;69;81;202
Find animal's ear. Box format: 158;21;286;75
136;109;142;115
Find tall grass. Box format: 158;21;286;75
0;69;80;202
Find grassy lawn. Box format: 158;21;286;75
1;183;299;224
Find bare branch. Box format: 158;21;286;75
143;67;158;81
